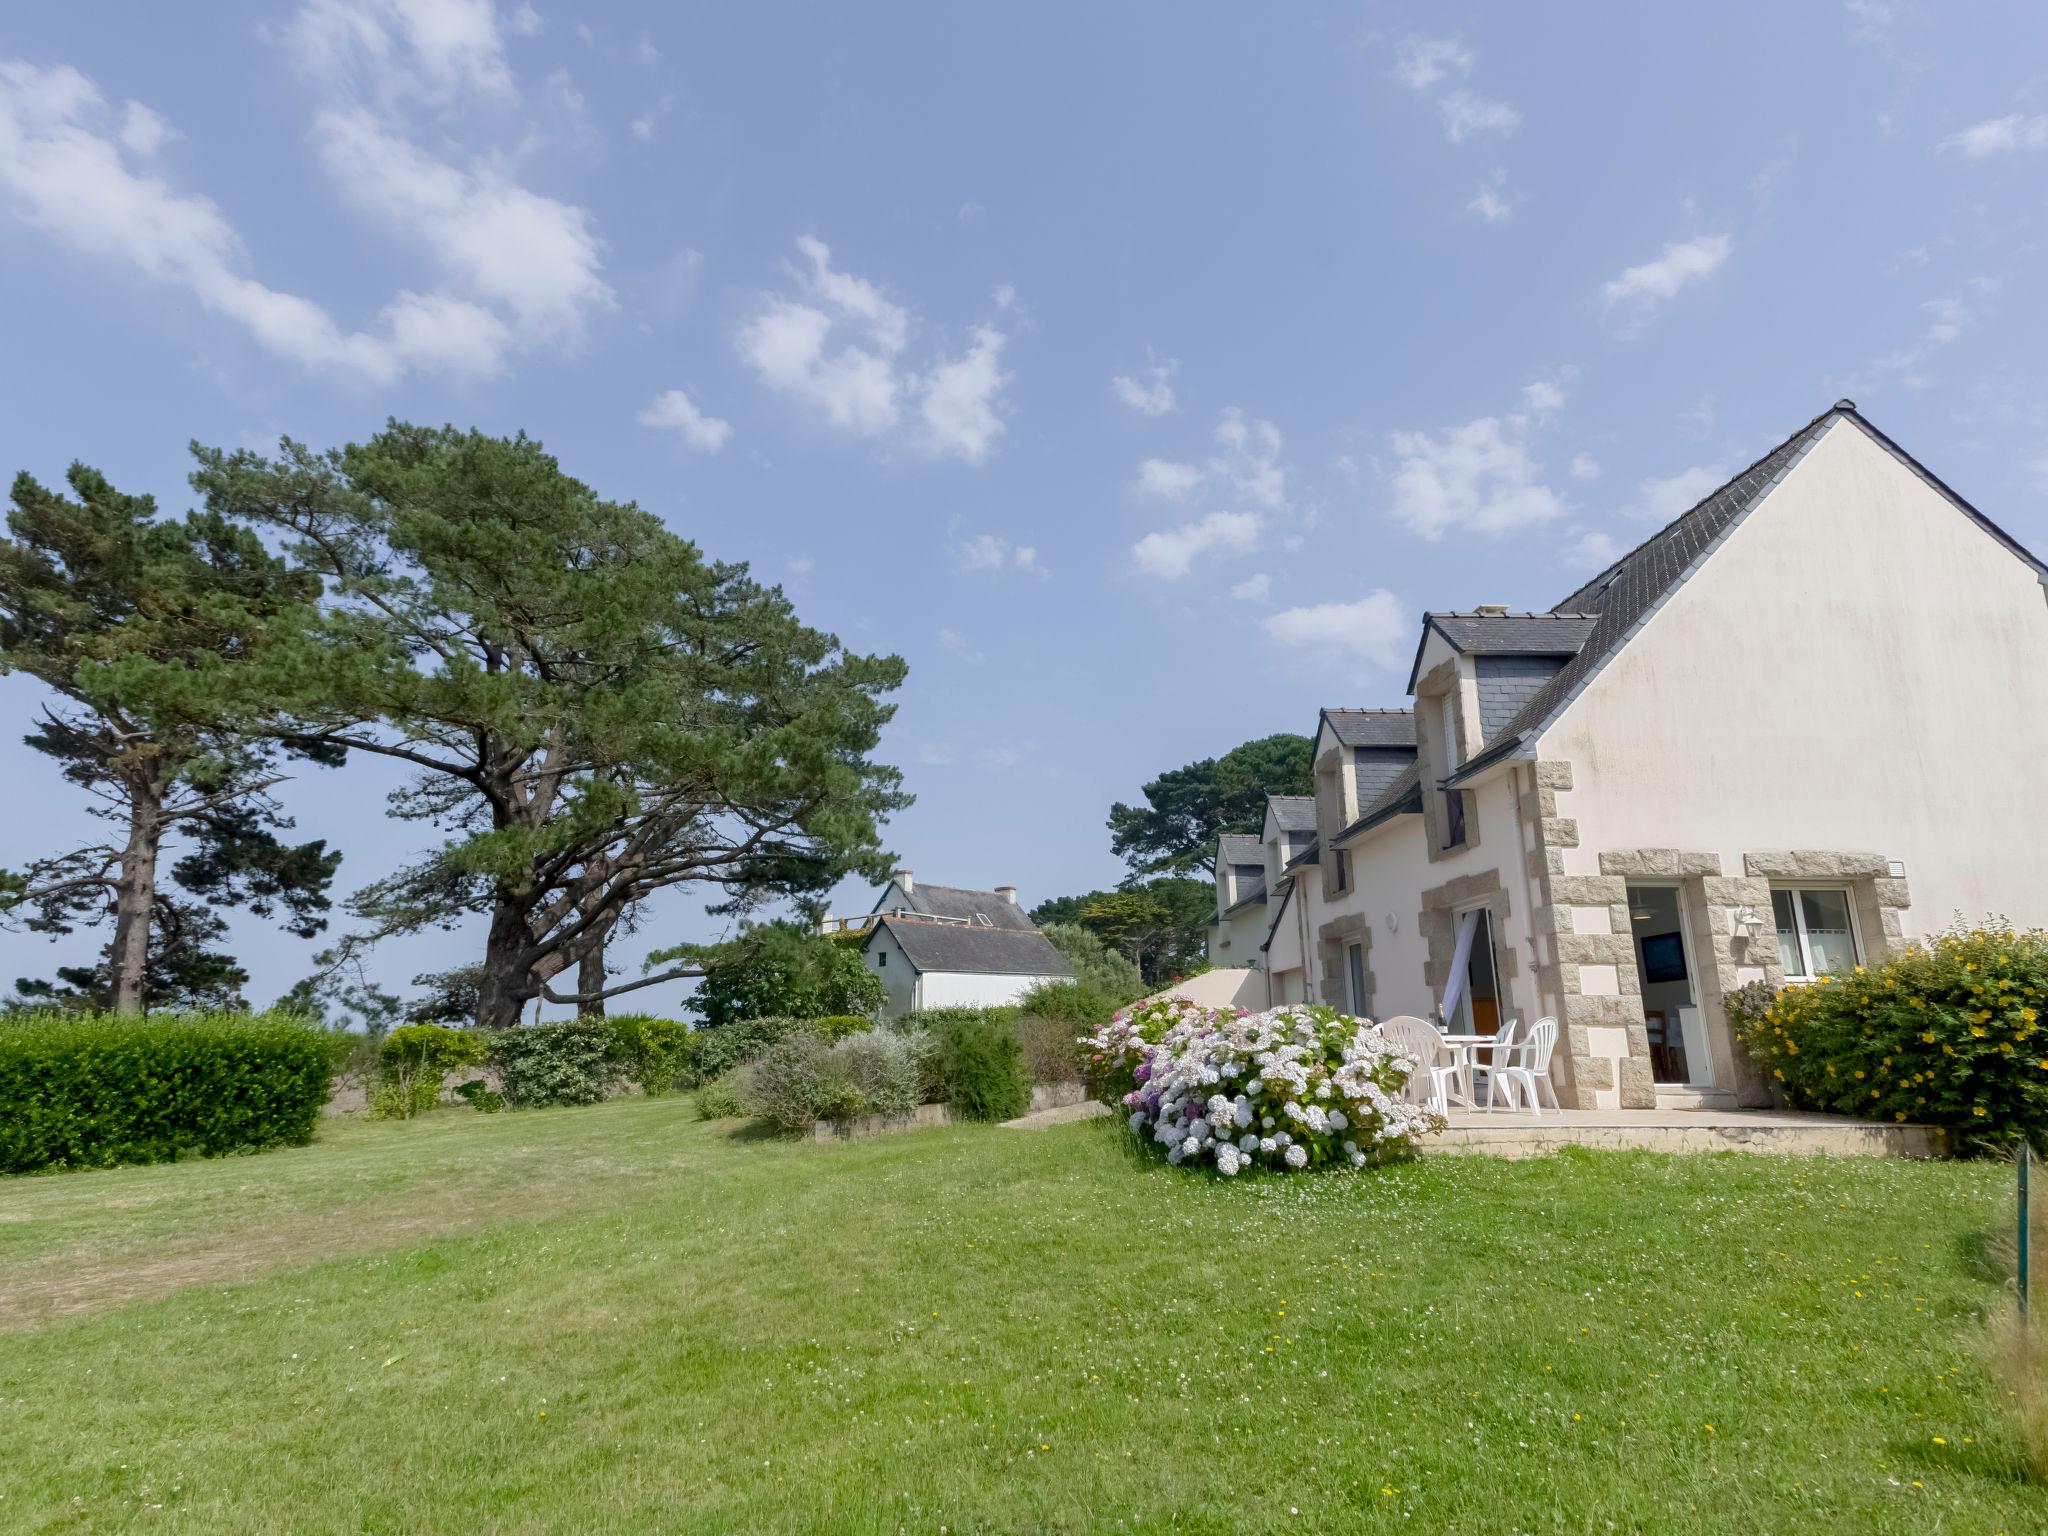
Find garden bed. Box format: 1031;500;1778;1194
807;1081;1089;1141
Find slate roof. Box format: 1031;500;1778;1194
1320;707;1416;749
1217;833;1265;867
1223;877;1267;916
875;880;1036;932
1407;612;1598;692
1337;762;1426;841
871;916;1071;977
1267;795;1317;833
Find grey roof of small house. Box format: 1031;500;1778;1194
1447;400;2048;783
873;880;1036;932
1260;878;1294;950
1406;612;1599;692
1267;795;1316;833
1320;707;1415;749
1217;833;1265;867
871;917;1071;977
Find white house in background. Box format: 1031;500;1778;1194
822;870;1070;1017
1230;402;2048;1111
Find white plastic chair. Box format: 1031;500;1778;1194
1380;1015;1463;1114
1467;1017;1521;1112
1495;1016;1559;1115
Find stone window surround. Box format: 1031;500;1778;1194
1417;868;1519;1020
1414;658;1482;863
1316;912;1371;1013
1523;790;1916;1108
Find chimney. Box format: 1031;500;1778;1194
994;884;1018;905
893;868;914;894
1474;603;1509;616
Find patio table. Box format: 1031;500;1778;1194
1438;1032;1502;1110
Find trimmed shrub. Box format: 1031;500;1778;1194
934;1011;1032;1122
371;1023;489;1120
684;1015;815;1088
1733;923;2048;1149
609;1014;693;1097
1014;1012;1086;1087
1038;922;1145;1004
453;1079;503;1113
1016;979;1120;1031
490;1019;618;1108
809;1013;877;1043
695;1071;748;1121
0;1010;333;1175
742;1035;863;1134
830;1029;920;1117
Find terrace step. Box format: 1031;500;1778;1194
1655;1088;1741;1111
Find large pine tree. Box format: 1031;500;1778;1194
0;465;339;1011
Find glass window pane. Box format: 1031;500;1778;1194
1771;889;1803;975
1800;889;1858;975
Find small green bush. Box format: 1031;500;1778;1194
0;1010;333;1174
830;1029;920;1116
935;1011;1032;1122
695;1071;747;1120
809;1013;876;1042
1734;923;2048;1148
371;1023;489;1120
609;1014;693;1097
1013;1012;1086;1087
1038;922;1145;1003
490;1019;618;1108
453;1079;503;1113
684;1015;816;1088
742;1034;863;1134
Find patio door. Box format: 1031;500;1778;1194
1625;883;1712;1088
1441;907;1502;1035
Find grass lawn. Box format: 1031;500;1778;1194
1;1099;2041;1534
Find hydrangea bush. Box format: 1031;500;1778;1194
1078;994;1214;1106
1083;1002;1443;1174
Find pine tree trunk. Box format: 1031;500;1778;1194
476;903;533;1029
108;776;165;1015
577;934;607;1017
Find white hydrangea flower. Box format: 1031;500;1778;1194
1284;1144;1309;1168
1216;1145;1241;1176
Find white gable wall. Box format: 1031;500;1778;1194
1542;417;2048;929
864;922;919;1016
916;969;1066;1010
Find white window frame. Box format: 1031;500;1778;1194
1771;884;1862;980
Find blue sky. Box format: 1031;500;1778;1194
4;1;2048;1013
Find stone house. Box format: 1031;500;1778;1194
1241;402;2048;1108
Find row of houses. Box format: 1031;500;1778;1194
1208;401;2048;1109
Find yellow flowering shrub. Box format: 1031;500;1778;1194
1732;924;2048;1148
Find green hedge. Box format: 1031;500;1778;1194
0;1010;333;1175
683;1015;817;1088
932;1011;1032;1122
489;1019;618;1108
1734;924;2048;1149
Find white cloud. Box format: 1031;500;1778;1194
1599;233;1731;335
637;389;732;452
1136;457;1202;500
1391;37;1471;93
118;100;172;156
1112;354;1177;416
1566;529;1625;571
1468;170;1513;223
954;532;1041;576
1230;573;1271;603
0;58;515;384
1678;393;1717;438
1263;591;1407;666
1384;415;1566;539
1520;376;1569;419
1631;464;1727;523
1439;90;1519;144
935;627;983;665
312;107;610;338
508;3;543;37
631;111;655;140
1213;408;1287;508
1943;114;2048;157
1131;511;1261;580
281;0;517;106
739;235;1010;462
1569;452;1602;483
919;325;1008;462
